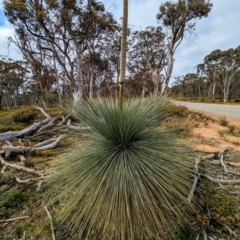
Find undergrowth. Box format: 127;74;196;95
0;105;239;239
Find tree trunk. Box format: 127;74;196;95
73;53;83;102
212;82;216;101
160;47;173;96
152;70;159;96
89;72;93;99
53;58;63;109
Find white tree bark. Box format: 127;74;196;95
160;45;174;96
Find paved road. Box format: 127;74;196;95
174;101;240;121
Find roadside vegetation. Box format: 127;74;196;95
0;104;240;239
173;97;240;104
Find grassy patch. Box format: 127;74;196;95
0;103;240;239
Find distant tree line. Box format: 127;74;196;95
171;45;240;102
1;0;212;108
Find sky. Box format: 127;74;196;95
0;0;240;84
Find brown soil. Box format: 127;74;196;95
189;114;240;153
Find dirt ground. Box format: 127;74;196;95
189;113;240;153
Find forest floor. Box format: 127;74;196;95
0;105;240;239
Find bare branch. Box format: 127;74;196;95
16;176;45;183
0;156;42;175
35;107;51;118
44;206;56;240
219;154;240;176
0;216;29;223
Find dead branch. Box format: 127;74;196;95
206;176;240;195
66;125;91;131
1;135;65;158
16;176;45;183
220;153;228;174
35;107;51;118
33;135;65;148
36;180;43;192
17;154;26;162
0;156;42;176
207;177;240;184
37;117;58;133
60;114;71;125
200;148;229;161
219;153;240;176
32;135;66;151
22;231;26;240
229;228;238;237
0;216;29;223
202;228;208;240
0;107;58;142
187;173;200;202
188;148;238;202
18;139;24;146
0;117;51;142
44;206;56;240
2;145;29;158
227;162;240;167
1;165;7;174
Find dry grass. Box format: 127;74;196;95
0;105;240;239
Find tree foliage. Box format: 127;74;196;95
172;45;240;101
3;0;116;101
156;0;212;96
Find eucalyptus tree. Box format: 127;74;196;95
104;24;122;87
0;57;29;109
182;73;200;98
3;0;115;101
196;63;207;98
204;49;222;100
129;26;166;96
171;75;186;97
218;46;240;102
156;0;212;96
83;18;119;98
82;51;109;98
203;46;240;102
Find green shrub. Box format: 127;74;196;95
13;108;38;125
170;104;189;117
46;97;195;240
197;180;240;237
228;125;235;134
219;117;228;126
4;192;28;209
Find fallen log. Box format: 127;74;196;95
1;135;65;158
0;117;51;142
0;156;42;175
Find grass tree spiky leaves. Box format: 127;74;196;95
46;97;195;240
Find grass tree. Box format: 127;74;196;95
46;1;195;239
46;97;195;240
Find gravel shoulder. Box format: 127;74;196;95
174;101;240;121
